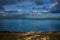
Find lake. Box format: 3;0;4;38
0;19;60;32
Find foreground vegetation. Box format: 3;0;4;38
0;32;60;40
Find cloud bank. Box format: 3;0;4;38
0;0;60;13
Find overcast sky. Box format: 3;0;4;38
0;0;59;13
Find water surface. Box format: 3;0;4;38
0;19;60;32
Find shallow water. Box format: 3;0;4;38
0;19;60;32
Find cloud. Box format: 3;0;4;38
0;6;4;10
3;0;51;11
49;2;58;9
0;0;60;13
0;10;60;18
49;0;60;13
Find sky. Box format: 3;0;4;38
0;0;60;13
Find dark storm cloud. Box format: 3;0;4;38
0;0;60;13
50;0;60;13
0;0;23;10
2;0;46;11
0;6;4;10
0;0;22;5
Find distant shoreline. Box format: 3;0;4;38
0;18;60;20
